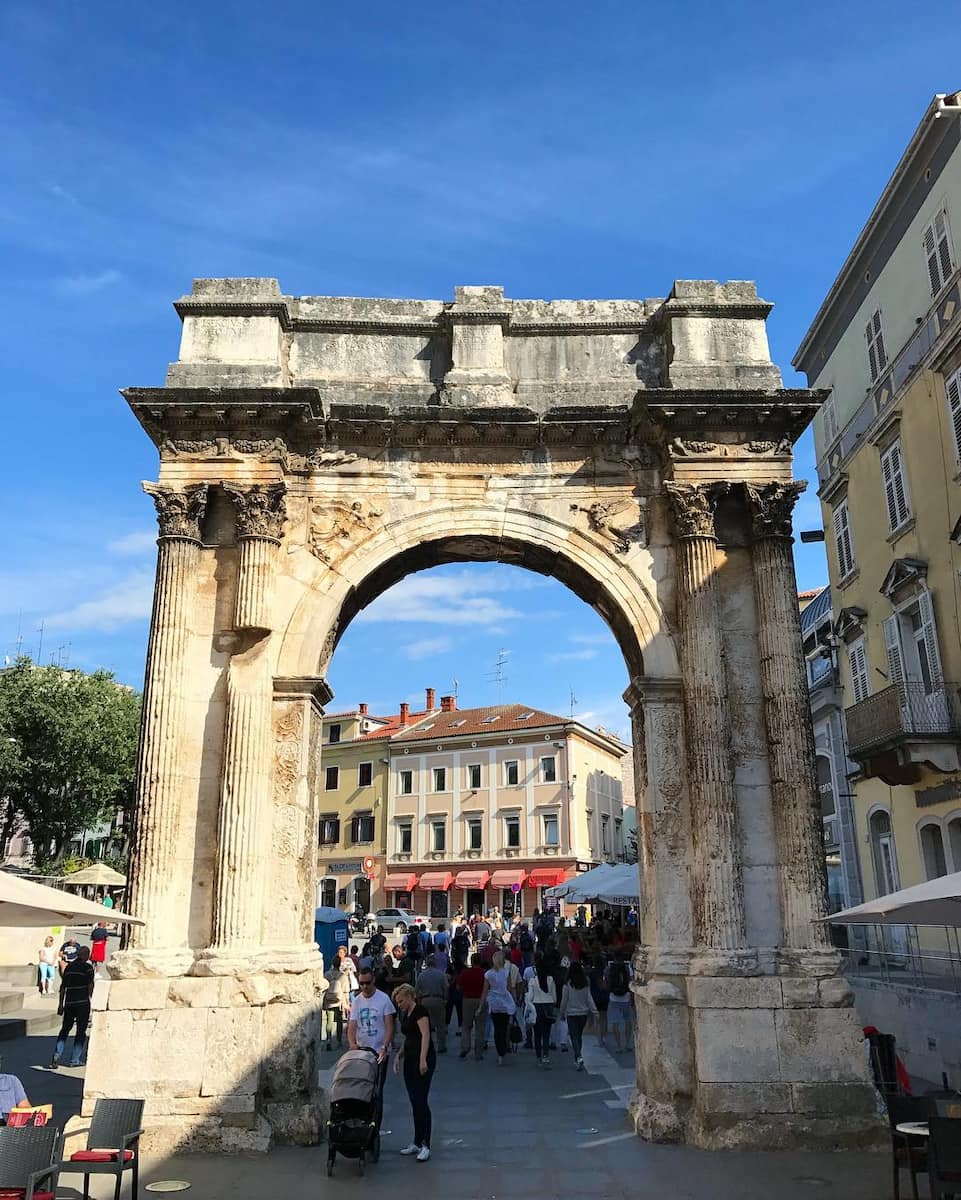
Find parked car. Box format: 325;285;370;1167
366;908;431;936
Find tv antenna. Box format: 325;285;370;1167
486;648;510;702
569;687;578;719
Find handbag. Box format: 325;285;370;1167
509;1017;523;1045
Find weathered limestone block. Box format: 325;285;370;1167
780;977;820;1008
693;1008;781;1083
200;1007;265;1097
698;1082;792;1115
688;976;781;1009
85;1008;206;1101
105;978;171;1010
819;976;856;1007
774;1008;867;1083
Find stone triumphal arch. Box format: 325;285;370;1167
90;278;878;1151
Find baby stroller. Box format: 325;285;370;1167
325;1047;382;1176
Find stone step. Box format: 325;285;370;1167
1;965;44;989
0;1004;61;1039
0;991;24;1016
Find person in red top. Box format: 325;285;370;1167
569;934;583;963
456;954;488;1061
508;941;523;969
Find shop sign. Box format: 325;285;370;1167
325;860;363;875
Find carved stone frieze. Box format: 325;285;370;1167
143;481;209;541
222;482;288;541
570;497;648;553
744;480;806;540
669;437;793;458
160;436;288;465
308;499;384;564
663;482;729;539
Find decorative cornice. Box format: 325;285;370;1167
663;482;730;539
623;675;685;710
879;556;928;601
744;481;807;540
142;481;209;542
222;481;288;541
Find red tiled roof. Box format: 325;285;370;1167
390;703;569;741
797;589;822;600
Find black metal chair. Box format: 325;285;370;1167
887;1094;932;1200
0;1124;62;1200
929;1116;961;1200
59;1099;144;1200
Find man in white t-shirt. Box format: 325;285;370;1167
347;968;396;1093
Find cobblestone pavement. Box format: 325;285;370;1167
3;1025;888;1200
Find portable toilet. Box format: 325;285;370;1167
314;906;349;968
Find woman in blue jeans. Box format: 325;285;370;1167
393;983;436;1162
523;957;557;1067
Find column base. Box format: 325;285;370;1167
108;947;195;979
631;966;885;1150
192;943;323;977
84;968;326;1153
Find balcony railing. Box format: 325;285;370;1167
846;681;961;757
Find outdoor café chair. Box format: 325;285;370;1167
887;1094;931;1200
0;1124;62;1200
59;1098;144;1200
928;1116;961;1200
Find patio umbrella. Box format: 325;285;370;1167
0;871;143;927
823;871;961;927
60;864;127;888
592;863;642;906
546;862;619;901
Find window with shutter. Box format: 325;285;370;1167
832;500;855;578
880;440;911;531
821;393;839;446
923;209;955;295
848;638;870;703
916;590;944;689
883;615;905;683
946;368;961;466
865;309;887;383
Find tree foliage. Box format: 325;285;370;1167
0;658;141;868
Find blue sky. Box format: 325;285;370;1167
0;3;956;738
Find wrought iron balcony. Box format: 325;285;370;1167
845;681;961;783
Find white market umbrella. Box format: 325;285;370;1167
823;871;961;928
592;864;642;906
60;864;127;888
555;863;625;904
545;863;616;901
0;871;143;928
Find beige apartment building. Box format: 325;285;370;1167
795;91;961;907
381;700;627;920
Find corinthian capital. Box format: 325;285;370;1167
143;482;209;541
664;482;729;539
222;482;287;541
744;481;806;540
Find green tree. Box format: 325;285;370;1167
0;658;141;868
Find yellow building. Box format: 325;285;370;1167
795;91;961;911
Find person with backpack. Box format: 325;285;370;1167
524;954;558;1068
518;925;535;969
604;951;633;1054
587;953;610;1049
406;925;424;975
560;960;598;1070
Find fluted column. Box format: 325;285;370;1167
746;482;831;952
222;482;286;631
126;483;209;961
665;483;746;953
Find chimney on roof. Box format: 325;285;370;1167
358;702;368;716
440;694;456;712
426;687;436;710
399;702;410;726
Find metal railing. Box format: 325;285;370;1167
838;923;961;993
845;681;961;756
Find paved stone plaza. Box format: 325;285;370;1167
3;1027;887;1199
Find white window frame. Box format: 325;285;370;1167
832;499;856;580
505;814;521;849
504;760;520;786
946;812;961;873
880;439;911;532
945;367;961;467
431;819;446;852
539;755;557;784
324;765;339;791
432;766;447;793
399;769;413;796
865;308;887;383
467;817;483;851
821;392;840;446
328;723;341;745
919;819;949;880
351;811;375;845
885;590;944;694
542;813;559;847
848;636;870;704
398;821;412;854
466;763;482;790
358;761;373;787
923;207;955;296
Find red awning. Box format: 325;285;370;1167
383;872;417;891
490;869;527;889
527;867;567;888
454;870;491;890
418;871;454;891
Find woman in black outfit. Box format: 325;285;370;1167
392;983;436;1162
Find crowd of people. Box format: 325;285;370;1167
322;906;639;1162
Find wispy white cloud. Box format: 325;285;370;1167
54;269;122;296
547;648;598;664
402;636;453;661
108;530;156;556
357;570;523;627
45;570;154;631
569;632;613;647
